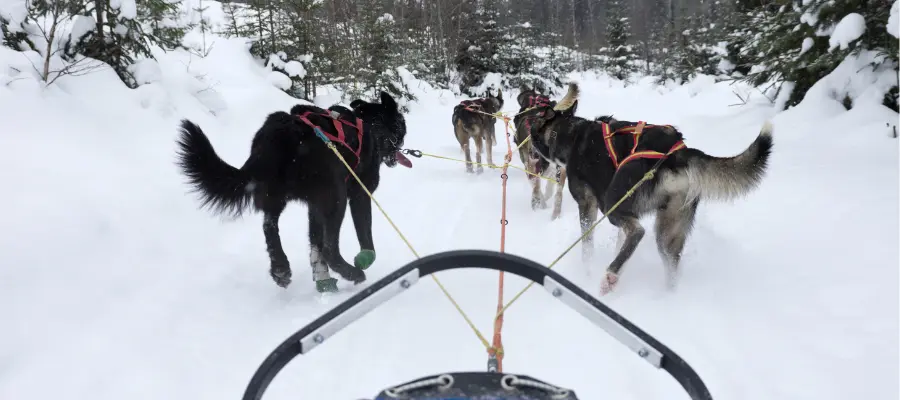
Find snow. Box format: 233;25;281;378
284;60;306;78
799;37;814;56
69;14;97;42
267;70;292;90
889;0;900;39
0;0;27;33
110;0;137;20
1;4;898;400
828;13;867;51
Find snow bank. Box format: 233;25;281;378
797;49;898;112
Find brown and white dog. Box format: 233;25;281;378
451;89;503;174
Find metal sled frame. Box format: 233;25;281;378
242;250;714;400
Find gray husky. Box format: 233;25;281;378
519;83;773;294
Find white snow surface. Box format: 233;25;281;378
1;12;898;400
828;12;866;51
889;0;900;39
283;60;306;78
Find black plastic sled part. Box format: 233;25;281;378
241;250;714;400
375;372;579;399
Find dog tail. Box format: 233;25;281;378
176;119;253;218
553;82;579;111
684;121;774;203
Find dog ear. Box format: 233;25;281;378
517;91;529;107
379;91;398;110
350;99;366;110
496;88;503;101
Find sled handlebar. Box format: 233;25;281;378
242;250;714;400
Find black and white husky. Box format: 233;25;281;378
519;83;773;294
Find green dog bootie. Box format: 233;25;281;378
316;278;339;293
354;249;376;270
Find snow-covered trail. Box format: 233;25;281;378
1;40;897;400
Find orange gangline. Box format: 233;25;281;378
491;115;514;372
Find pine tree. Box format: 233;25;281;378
603;0;637;82
63;0;186;88
454;0;508;96
355;4;415;111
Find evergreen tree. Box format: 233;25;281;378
736;0;898;109
454;0;508;96
603;0;637;82
64;0;186;88
355;5;415;111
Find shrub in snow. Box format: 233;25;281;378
263;51;313;98
734;0;898;110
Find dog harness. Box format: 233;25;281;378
526;94;551;108
459;99;484;113
295;110;365;178
600;121;686;170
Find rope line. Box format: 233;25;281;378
318;136;494;354
495;149;679;319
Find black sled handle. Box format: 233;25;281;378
242;250;714;400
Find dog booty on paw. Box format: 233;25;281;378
354;249;376;270
316;278;339;293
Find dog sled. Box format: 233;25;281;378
241;250;714;400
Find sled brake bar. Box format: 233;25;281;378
242;250;714;400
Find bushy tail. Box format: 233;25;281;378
685;121;774;202
175;119;252;218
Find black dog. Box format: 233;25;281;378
451;89;503;173
521;83;773;295
175;92;412;293
512;88;572;219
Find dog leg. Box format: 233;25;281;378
462;142;474;173
602;215;645;295
261;198;291;288
455;121;474;173
599;164;651;295
473;134;484;174
551;167;567;220
316;189;366;285
541;166;556;203
307;211;337;293
528;155;544;210
655;196;699;290
485;125;495;167
348;177;376;271
568;175;597;262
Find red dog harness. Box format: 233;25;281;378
526;94;551;108
600;121;686;169
459;99;485;113
295;110;365;178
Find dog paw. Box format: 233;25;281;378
664;267;681;291
315;278;339;293
354;249;376;270
270;266;292;288
331;263;367;284
476;165;484;174
599;272;619;296
550;209;561;220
